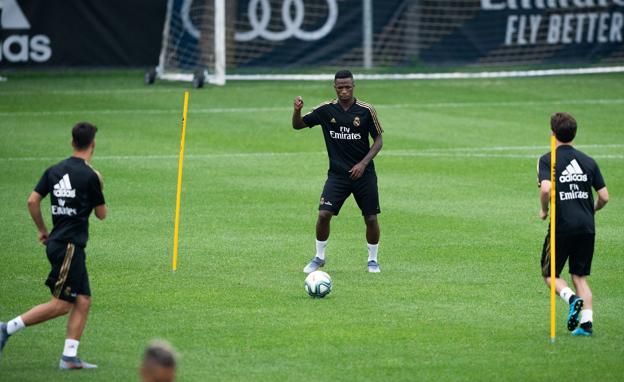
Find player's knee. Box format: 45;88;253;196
571;274;587;286
571;275;591;294
364;214;378;227
51;298;72;315
318;210;333;222
75;295;92;310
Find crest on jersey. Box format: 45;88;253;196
353;116;360;127
330;117;336;124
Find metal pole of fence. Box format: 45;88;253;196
363;0;373;69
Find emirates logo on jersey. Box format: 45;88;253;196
330;126;361;140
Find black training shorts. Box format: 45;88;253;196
45;241;91;302
319;172;380;216
540;232;595;278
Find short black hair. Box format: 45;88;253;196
550;112;577;143
72;122;97;150
334;69;353;81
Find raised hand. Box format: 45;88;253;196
294;96;304;111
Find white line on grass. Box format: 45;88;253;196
383;152;624;159
1;99;624;117
227;66;624;81
0;88;183;97
2;66;622;96
418;144;624;152
1;145;622;162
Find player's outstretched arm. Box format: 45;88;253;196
595;187;609;212
292;96;307;130
27;191;49;244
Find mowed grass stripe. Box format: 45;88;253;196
1;98;624;117
0;144;624;162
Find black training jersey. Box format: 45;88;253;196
302;98;383;176
34;157;105;246
538;145;605;234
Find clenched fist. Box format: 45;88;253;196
294;96;304;111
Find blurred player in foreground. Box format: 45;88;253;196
140;340;177;382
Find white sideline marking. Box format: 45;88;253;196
1;145;622;162
1;98;623;117
1;67;621;96
418;144;624;152
226;66;624;81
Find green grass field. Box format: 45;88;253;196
0;70;623;381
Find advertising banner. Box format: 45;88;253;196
0;0;165;67
418;0;624;66
1;0;622;68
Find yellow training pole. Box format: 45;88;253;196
549;135;557;343
172;91;190;271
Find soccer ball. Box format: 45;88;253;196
304;271;332;298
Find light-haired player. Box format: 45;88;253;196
0;122;106;368
538;112;608;336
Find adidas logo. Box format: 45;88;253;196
559;159;588;183
53;174;76;198
0;0;30;29
0;0;52;63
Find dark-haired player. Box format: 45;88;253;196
1;122;107;368
293;70;384;273
140;340;178;382
538;112;608;336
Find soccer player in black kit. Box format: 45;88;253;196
538;113;608;336
293;70;383;273
0;123;106;368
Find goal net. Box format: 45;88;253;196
154;0;624;86
153;0;225;86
